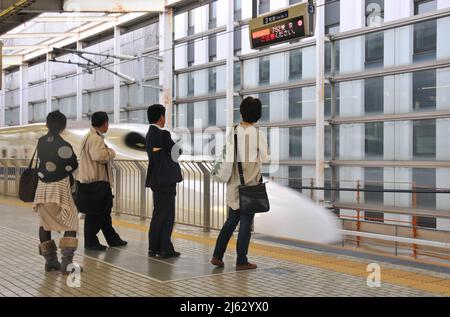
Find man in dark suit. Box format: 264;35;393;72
146;104;182;259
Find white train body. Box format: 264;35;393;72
0;122;341;244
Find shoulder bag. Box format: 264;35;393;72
234;128;270;214
19;147;39;202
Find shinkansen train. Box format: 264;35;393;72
0;122;342;244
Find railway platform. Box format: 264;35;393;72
1;197;450;298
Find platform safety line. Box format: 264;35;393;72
0;224;165;284
112;219;450;296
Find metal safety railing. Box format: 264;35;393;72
2;158;450;262
110;160;228;231
0;159;228;232
270;175;450;262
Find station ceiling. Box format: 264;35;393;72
0;0;177;70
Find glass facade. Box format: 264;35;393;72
3;0;450;232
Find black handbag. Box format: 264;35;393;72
234;129;270;214
74;179;112;215
19;147;39;202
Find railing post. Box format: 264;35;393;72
412;181;418;259
15;164;20;198
111;161;122;216
356;179;361;248
3;162;8;196
197;162;211;232
134;161;148;221
310;178;314;200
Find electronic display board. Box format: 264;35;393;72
249;2;314;50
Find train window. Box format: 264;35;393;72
125;132;146;151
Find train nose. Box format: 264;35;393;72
124;132;146;151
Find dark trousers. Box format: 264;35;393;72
84;209;121;246
148;185;176;254
213;208;254;265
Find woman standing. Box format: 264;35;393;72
33;110;80;274
211;97;270;271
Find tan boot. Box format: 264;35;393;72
39;240;61;272
59;237;82;275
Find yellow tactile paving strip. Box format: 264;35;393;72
112;218;450;296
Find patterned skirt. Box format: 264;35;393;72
33;177;78;232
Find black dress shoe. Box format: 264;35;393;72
85;244;107;251
159;251;181;259
109;240;128;247
148;250;159;257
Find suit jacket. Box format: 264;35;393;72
145;125;182;189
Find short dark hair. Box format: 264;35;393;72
240;97;262;123
46;110;67;135
147;104;166;124
91;111;109;127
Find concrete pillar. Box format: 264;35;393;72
160;8;174;128
0;71;5;127
315;0;325;202
76;41;83;121
19;63;29;125
226;0;234;127
45;53;52;116
113;27;122;124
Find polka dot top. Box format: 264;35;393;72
37;133;78;183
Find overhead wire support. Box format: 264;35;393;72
50;47;136;84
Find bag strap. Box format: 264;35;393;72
29;147;38;169
234;127;246;186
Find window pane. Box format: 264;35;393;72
259;56;270;84
187;73;194;96
234;28;242;53
208;100;216;126
187;41;195;66
187;103;194;128
208;35;217;62
413;69;436;110
289;127;302;158
208;68;216;92
364;77;384;113
365;122;384;158
288;166;302;193
413;168;436;229
365;0;384;27
325;0;340;34
289;49;302;80
365;32;384;68
413;20;437;61
364;166;384;222
259;0;270;14
259;93;270;122
413;119;436;158
289;88;302;120
414;0;437;15
234;62;241;88
325;42;340;74
325;83;339;117
209;1;217;29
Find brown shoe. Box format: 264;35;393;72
236;263;258;271
211;256;224;267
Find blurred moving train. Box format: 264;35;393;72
0;122;342;244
